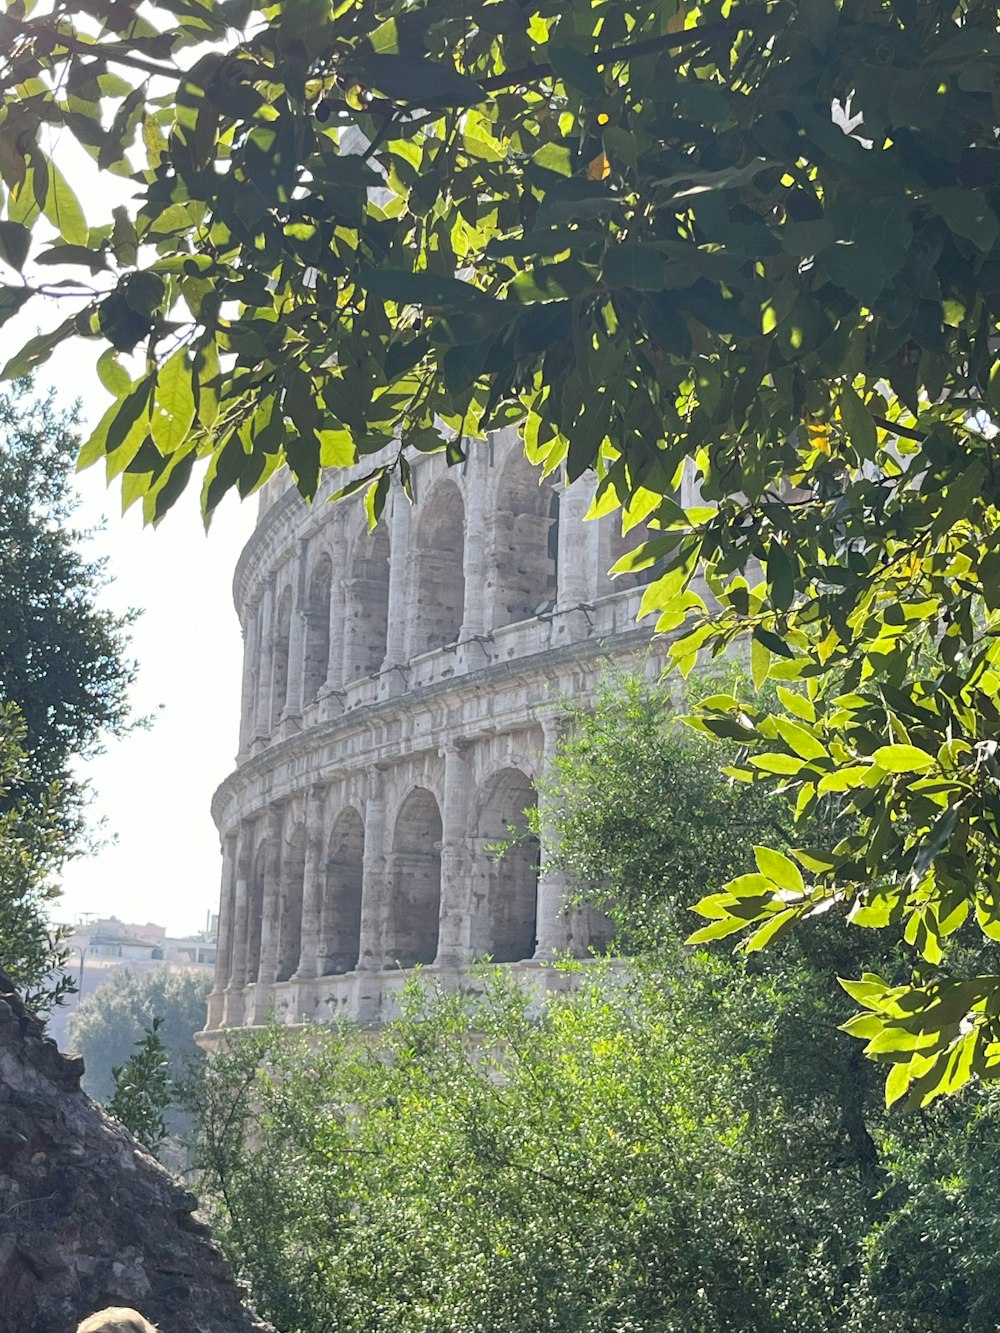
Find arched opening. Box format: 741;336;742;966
303;552;332;705
270;585;293;724
412;481;465;655
246;842;266;983
488;449;558;629
387;787;442;968
343;526;390;683
276;822;305;982
475;768;539;963
322;807;364;974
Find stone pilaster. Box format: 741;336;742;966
237;609;257;760
292;785;327;980
381;480;411;670
254;575;275;741
322;532;348;695
253;804;284;1022
357;766;387;971
556;476;593;609
206;831;237;1029
460;447;489;640
435;741;470;966
533;715;573;958
281;537;307;721
228;827;253;991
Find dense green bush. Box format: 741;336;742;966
188;962;875;1333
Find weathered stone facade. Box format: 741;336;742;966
202;432;694;1038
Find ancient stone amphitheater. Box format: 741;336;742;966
201;432;686;1038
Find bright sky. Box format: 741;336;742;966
3;327;255;937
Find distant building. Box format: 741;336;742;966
49;914;217;1049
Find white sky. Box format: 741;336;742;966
3;326;255;937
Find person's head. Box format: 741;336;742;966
75;1309;158;1333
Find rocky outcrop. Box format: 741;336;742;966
0;969;273;1333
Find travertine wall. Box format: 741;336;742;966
202;432;698;1037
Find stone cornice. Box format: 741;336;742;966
212;620;661;830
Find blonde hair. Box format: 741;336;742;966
76;1310;158;1333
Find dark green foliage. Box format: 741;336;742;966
0;380;135;811
0;704;74;1012
187;967;875;1333
107;1016;171;1156
0;380;134;1015
68;966;211;1123
534;672;787;945
188;967;1000;1333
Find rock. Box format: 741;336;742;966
0;969;274;1333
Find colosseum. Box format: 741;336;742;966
201;431;690;1038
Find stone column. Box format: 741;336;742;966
281;538;307;721
253;805;284;1021
292;785;327;980
228;827;253;992
322;532;348;694
237;610;257;759
435;742;471;966
206;831;237;1029
533;715;573;958
357;766;387;970
254;576;275;740
382;481;411;669
460;448;489;640
556;477;593;609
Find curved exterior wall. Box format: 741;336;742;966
202;430;691;1038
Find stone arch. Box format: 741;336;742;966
321;807;364;974
270;584;293;724
246;840;267;983
386;786;442;967
343;525;390;683
276;821;306;982
474;767;538;963
411;481;466;655
303;551;332;705
488;449;558;629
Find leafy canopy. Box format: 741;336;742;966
6;0;1000;1103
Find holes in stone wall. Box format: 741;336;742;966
275;822;305;982
412;482;466;654
387;787;442;968
343;526;390;682
303;552;332;705
322;807;364;974
475;768;539;963
489;450;558;629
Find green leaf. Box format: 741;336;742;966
351;54;485;109
753;846;805;895
356;269;482;307
743;908;797;953
0;286;31;328
774;717;827;761
547;43;604;100
751;635;771;689
0;221;31;271
838;384;878;458
871;744;935;773
151;350;196;454
766;539;795;612
42;162;88;246
927;188;1000;252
